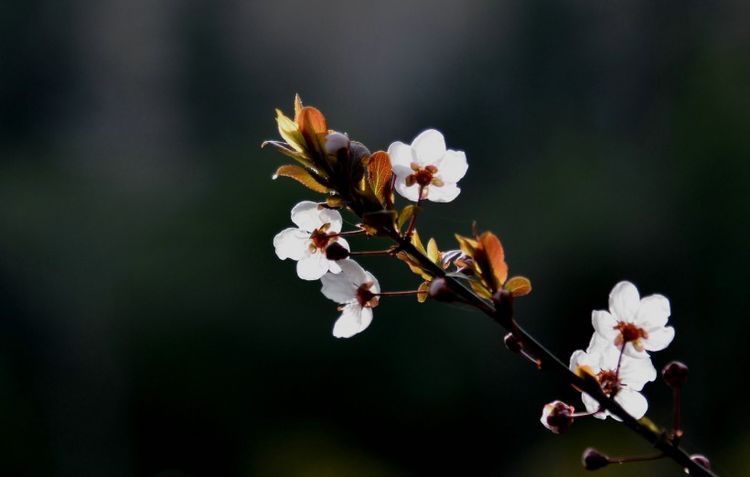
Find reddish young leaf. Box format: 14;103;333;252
505;276;532;297
296;106;328;136
365;151;393;206
476;231;508;292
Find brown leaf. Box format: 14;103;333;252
272;164;329;193
505;276;532;297
365;151;393;206
476;231;508;292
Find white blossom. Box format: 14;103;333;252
387;129;468;203
320;260;380;338
570;334;657;420
592;281;675;358
273;201;349;280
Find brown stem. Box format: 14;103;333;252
386;230;718;477
609;452;666;464
376;290;421;297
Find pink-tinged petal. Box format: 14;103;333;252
581;393;607;419
614;389;648;419
619;356;657;390
333;304;373;338
591;310;618;340
291;201;324;232
273;228;310;261
387;141;415;170
426;183;460;203
608;281;640;321
321;271;357;303
296;252;329;280
635;294;671;328
319;208;343;233
412;129;446;164
394;176;421;202
643;326;675;352
435;150;468;183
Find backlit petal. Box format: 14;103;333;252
387;141;415;170
614;389;648;419
581;392;606;419
291;201;324;232
635;294;671;328
608;281;641;321
643;326;675;352
412;129;446;164
336;259;369;287
333;304;373;338
592;310;618;340
426;183;460;203
619;356;657;390
321;271;357;303
435;150;468;183
319;208;343;233
273;228;310;261
394;176;421;202
296;252;329;280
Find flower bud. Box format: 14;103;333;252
325;242;350;261
690;454;711;470
503;332;523;354
540;400;575;434
662;360;689;388
349;140;371;162
581;448;610;471
325;132;350;155
491;289;514;324
428;277;460;302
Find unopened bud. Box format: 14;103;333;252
690;454;711;470
540;400;575;434
582;448;610;471
325;242;350;261
349;140;371;162
662;360;689;388
503;333;523;354
428;277;460;302
491;289;514;323
325;132;350;155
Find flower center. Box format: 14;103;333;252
596;369;621;396
356;282;379;308
614;321;648;350
309;223;335;252
405;163;444;188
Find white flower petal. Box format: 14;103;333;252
336;259;369;286
412;129;446;164
291;201;324;232
364;270;380;295
394;176;421;202
614;388;649;419
608;281;641;321
643;326;675;352
591;310;618;340
623;343;650;359
387;141;415;169
333;304;373;338
426;183;460;203
273;228;310;261
296;252;329;280
319;208;343;234
435;150;468;183
581;392;606;419
321;272;356;303
570;349;598;372
619;356;657;390
635;294;671;328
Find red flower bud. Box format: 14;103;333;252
540;400;575;434
581;448;610;470
662;360;689;388
690;454;711;470
325;242;350;261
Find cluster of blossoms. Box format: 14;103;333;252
541;281;675;433
269;96;480;338
266;96;714;476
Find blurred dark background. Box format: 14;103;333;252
1;0;748;476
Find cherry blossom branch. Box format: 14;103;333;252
388;232;717;477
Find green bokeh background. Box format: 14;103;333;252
1;1;748;475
